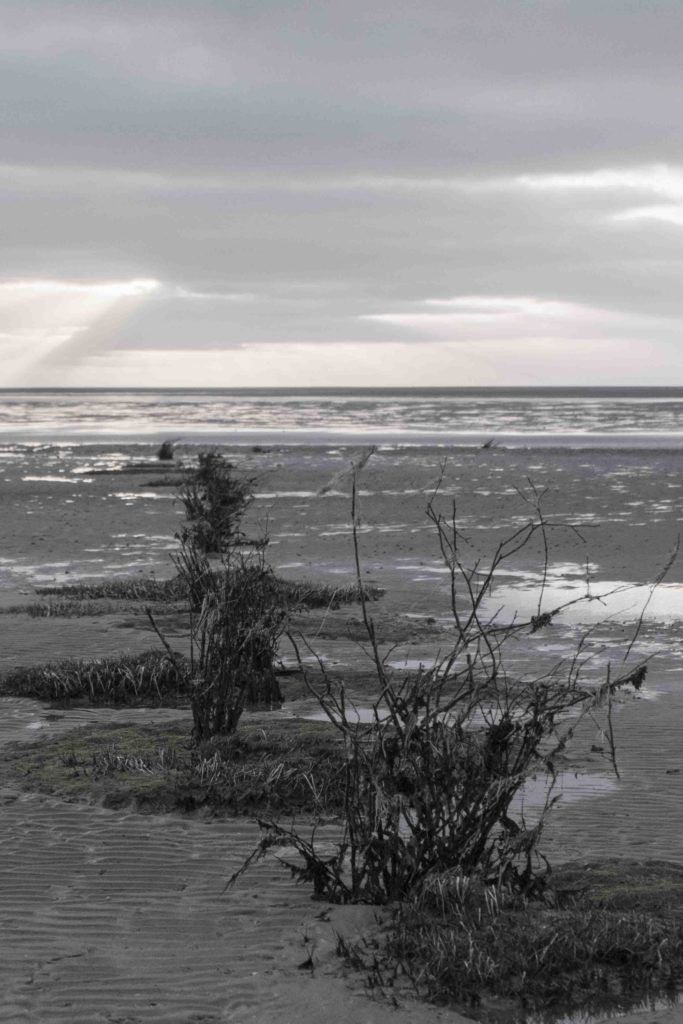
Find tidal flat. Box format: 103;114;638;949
1;440;683;1023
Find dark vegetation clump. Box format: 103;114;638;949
157;440;175;461
178;451;255;553
368;873;683;1017
3;720;346;817
34;577;188;602
185;722;346;813
274;578;383;609
2;599;117;618
165;540;287;739
29;574;379;615
0;651;189;705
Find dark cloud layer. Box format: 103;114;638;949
2;1;683;384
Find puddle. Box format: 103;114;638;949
22;475;92;483
112;491;173;501
486;578;683;625
513;769;617;822
386;657;439;671
0;697;191;749
304;704;387;724
255;490;317;499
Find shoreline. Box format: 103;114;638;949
4;432;683;449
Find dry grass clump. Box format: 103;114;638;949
87;743;185;775
6;720;345;816
274;578;383;609
0;651;189;705
368;871;683;1018
1;600;116;618
28;574;378;615
35;577;188;602
187;725;347;813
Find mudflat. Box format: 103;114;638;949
1;441;683;1022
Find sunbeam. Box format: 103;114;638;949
2;279;159;384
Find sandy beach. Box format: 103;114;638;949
2;440;683;1022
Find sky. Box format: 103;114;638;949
4;0;683;387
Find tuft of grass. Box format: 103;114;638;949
2;719;346;816
32;574;380;612
1;600;116;618
189;720;346;811
0;599;190;618
373;872;683;1019
35;577;188;602
0;651;190;706
90;743;185;775
4;722;190;809
552;859;683;915
274;578;384;609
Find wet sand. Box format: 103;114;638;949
1;441;683;1022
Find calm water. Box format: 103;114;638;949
4;387;683;446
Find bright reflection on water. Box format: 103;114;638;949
487;577;683;625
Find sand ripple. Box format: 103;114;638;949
0;702;466;1024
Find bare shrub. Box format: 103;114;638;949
235;473;657;905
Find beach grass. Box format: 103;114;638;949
0;598;187;618
0;651;189;705
15;573;383;615
2;718;345;816
34;577;188;602
353;863;683;1019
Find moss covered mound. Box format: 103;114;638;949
1;718;345;817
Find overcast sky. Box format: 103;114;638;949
4;0;683;386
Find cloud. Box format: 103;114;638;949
361;294;668;346
2;3;683;384
0;279;159;298
613;206;683;227
515;165;683;201
512;163;683;234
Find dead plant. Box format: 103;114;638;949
233;464;665;906
151;537;287;740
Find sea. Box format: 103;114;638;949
3;386;683;447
